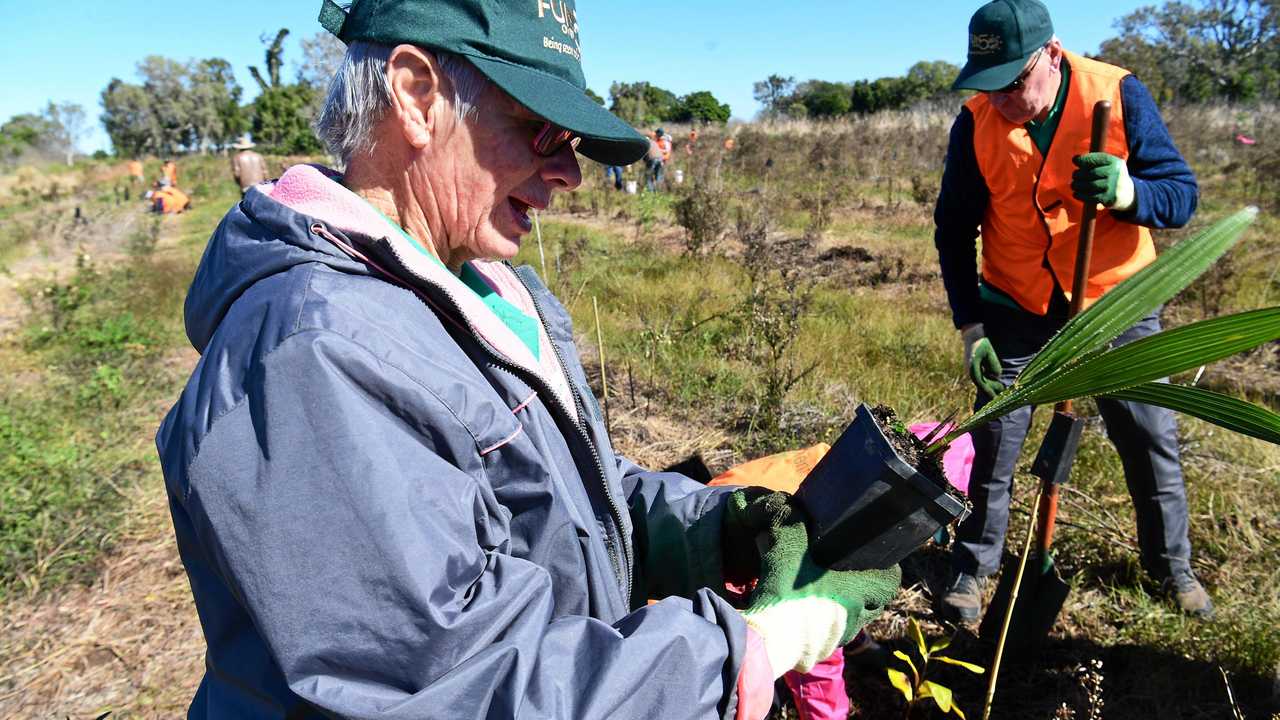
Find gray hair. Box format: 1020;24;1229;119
314;41;490;165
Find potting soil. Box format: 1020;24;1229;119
869;405;969;513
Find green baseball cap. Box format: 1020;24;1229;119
318;0;648;165
952;0;1054;92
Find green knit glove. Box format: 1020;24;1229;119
724;490;901;675
963;324;1004;399
721;486;774;585
1071;152;1135;211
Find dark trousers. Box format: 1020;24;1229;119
645;158;664;191
605;165;624;190
951;300;1192;581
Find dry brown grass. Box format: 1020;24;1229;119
0;457;202;718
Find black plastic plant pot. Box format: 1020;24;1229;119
793;403;971;571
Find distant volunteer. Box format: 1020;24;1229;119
229;135;269;195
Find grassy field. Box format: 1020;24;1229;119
0;107;1277;718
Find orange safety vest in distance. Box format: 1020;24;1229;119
964;51;1155;314
154;186;190;214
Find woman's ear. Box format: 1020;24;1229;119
386;45;450;149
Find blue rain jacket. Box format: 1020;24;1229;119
156;175;747;719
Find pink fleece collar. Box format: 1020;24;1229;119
267;164;391;240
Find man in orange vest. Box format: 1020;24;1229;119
933;0;1208;622
655;127;673;162
644;129;667;191
162;158;179;187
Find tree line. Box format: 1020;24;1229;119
754;0;1279;119
0;103;88;167
605;82;732;127
0;0;1274;164
100;29;342;159
754;60;964;120
0;28;341;168
1099;0;1278;103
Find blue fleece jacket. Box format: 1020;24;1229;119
933;70;1199;329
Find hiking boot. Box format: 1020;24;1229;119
940;571;986;623
1163;571;1215;620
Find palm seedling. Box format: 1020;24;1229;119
794;207;1279;572
928;206;1278;451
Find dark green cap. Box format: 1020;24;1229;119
952;0;1054;91
318;0;648;165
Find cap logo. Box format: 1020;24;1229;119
537;0;582;61
969;33;1004;55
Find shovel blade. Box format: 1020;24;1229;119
1030;411;1085;486
979;552;1071;654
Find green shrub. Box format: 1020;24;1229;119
672;177;728;255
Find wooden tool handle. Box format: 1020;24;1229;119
1056;99;1112;416
1066;99;1112;319
1036;485;1060;556
1039;100;1113;551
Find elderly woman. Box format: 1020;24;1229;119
157;2;898;718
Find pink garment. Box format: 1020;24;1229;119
1235;133;1257;145
909;423;976;496
783;648;848;720
735;627;774;720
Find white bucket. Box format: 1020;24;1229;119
673;169;685;184
625;180;638;194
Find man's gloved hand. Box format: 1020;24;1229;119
1071;152;1136;212
962;323;1004;399
723;490;900;676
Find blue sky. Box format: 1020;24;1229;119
0;1;1152;154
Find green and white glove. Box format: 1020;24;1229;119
724;490;900;676
1071;152;1135;211
962;323;1004;399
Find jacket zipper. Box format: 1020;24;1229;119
510;267;633;602
311;223;632;600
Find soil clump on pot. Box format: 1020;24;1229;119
869;404;968;512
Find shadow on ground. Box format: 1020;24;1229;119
837;548;1280;719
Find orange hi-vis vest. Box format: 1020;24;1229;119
964;51;1155;314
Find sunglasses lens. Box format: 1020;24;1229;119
534;124;578;156
994;47;1044;94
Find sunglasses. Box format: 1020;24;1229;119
532;121;581;157
992;46;1046;94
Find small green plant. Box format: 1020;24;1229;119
631;191;665;240
931;208;1280;451
886;618;985;719
672;177;728;255
77;364;126;408
127;215;162;257
796;145;852;239
735;197;818;446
